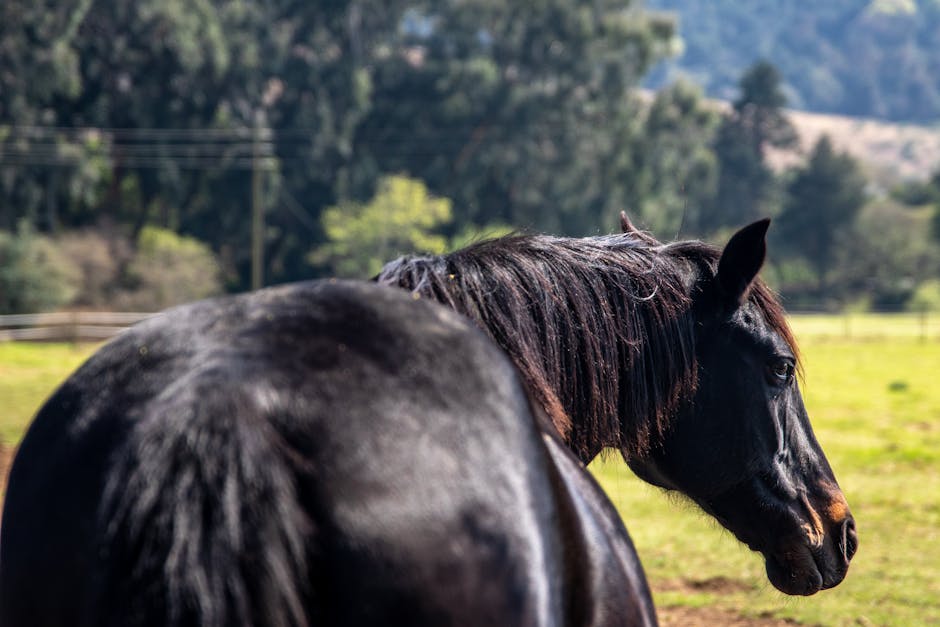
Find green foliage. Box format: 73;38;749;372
646;0;940;122
703;61;796;232
1;0;415;285
121;226;222;310
908;279;940;312
56;228;132;308
349;0;677;236
630;79;719;237
0;222;78;314
934;206;940;243
2;0;683;288
1;0;934;310
889;178;938;206
831;202;938;307
311;176;451;278
932;169;940;242
775;135;867;296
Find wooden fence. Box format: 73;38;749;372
0;312;153;342
0;309;936;343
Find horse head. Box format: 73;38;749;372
628;219;858;596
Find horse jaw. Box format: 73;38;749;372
707;477;859;596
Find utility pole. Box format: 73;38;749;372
251;110;264;291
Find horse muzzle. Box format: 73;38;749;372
762;491;858;596
705;478;858;596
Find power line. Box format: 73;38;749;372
0;121;622;172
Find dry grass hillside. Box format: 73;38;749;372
643;88;940;183
770;108;940;182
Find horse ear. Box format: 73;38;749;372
618;210;659;245
716;218;771;307
619;210;634;234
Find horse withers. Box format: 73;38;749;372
378;218;858;596
0;280;656;626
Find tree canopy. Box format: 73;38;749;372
0;3;936;312
646;0;940;122
1;0;679;289
705;61;796;231
775;135;867;292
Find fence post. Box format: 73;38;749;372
69;311;80;344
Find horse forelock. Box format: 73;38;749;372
376;233;699;461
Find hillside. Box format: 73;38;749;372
646;0;940;123
642;88;940;182
773;109;940;182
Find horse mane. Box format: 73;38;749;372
376;234;690;460
377;230;799;462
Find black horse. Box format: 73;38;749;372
377;218;858;596
0;280;658;627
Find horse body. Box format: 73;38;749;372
377;219;858;596
0;280;656;626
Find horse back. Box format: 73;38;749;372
0;279;654;626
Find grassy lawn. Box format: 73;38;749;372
1;314;938;625
0;342;98;446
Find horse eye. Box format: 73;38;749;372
767;360;793;384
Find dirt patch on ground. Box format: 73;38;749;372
655;577;812;626
658;575;754;595
659;605;807;627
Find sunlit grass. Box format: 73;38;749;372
1;314;939;624
592;315;940;625
0;342;98;446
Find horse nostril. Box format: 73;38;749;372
839;517;858;563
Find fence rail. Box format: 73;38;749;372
0;310;936;343
0;312;153;342
788;311;939;342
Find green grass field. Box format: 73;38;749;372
0;342;97;446
1;314;938;625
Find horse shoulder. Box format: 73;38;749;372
540;434;658;627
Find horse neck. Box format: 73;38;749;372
377;241;698;463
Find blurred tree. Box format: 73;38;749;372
830;201;939;308
310;175;451;278
732;61;798;158
0;0;414;286
889;176;939;207
704;61;797;231
774;135;866;294
645;0;940;122
0;222;78;314
350;0;677;236
1;0;688;290
56;227;133;308
934;203;940;245
909;279;940;313
120;226;223;310
930;169;940;244
631;79;719;237
0;0;105;231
